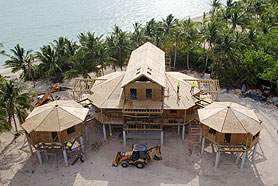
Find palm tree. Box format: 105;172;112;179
181;18;198;69
161;14;176;37
114;31;130;71
201;21;219;73
131;22;145;48
4;44;32;79
0;80;32;131
36;45;62;81
0;106;10;132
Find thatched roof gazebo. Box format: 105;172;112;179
198;102;263;169
22;100;89;166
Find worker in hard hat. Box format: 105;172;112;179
191;82;196;94
177;82;180;94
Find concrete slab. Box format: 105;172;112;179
126;131;161;140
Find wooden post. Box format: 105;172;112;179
123;131;126;147
240;151;247;169
37;149;43;165
160;131;164;147
85;125;89;141
182;125;185;140
252;143;258;161
80;136;84;153
178;126;180;135
62;144;68;167
201;137;205;154
215;151;221;168
102;124;107;141
236;152;240;164
28;141;33;154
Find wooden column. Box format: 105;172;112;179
85;125;89;141
236;152;240;164
240;151;247;169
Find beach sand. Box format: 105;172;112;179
0;68;278;185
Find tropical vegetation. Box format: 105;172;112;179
0;77;32;132
1;0;278;93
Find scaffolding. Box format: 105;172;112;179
72;78;105;100
185;79;220;101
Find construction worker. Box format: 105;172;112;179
66;141;73;151
177;82;180;94
191;82;196;94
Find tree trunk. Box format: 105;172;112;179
174;45;177;70
203;49;210;73
186;43;190;70
12;114;18;132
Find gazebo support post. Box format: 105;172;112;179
123;130;126;147
236;152;240;164
102;124;107;141
252;143;258;161
240;151;247;169
215;151;221;168
62;144;68;167
178;126;180;135
160;131;164;147
85;125;89;141
43;145;48;160
28;141;33;154
109;125;112;136
182;125;185;140
80;136;84;153
37;149;43;165
201;137;205;154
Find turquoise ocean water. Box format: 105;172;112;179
0;0;225;66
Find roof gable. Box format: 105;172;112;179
121;42;166;88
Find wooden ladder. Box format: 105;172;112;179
189;120;201;153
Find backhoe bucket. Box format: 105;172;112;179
112;152;122;167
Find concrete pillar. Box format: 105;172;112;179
201;137;205;154
252;143;258;161
123;131;126;147
37;149;43;165
215;151;221;168
80;136;84;153
102;124;107;141
182;125;185;140
178;126;180;135
160;131;164;147
109;125;112;136
240;151;247;169
42;144;48;160
85;125;89;141
236;152;240;164
28;141;33;154
43;149;48;160
62;144;68;167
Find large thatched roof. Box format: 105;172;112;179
198;102;262;135
87;42;200;110
121;42;166;88
22;100;89;133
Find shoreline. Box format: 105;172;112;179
0;13;206;80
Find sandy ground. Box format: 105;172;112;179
0;72;278;185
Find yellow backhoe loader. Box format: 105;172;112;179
112;144;162;169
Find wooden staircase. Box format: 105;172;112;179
189;120;202;153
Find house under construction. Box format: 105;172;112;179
81;42;219;147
